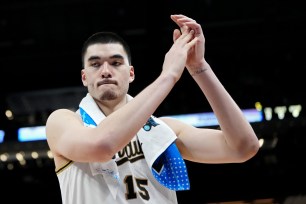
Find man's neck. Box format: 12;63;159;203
95;95;128;116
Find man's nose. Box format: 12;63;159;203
100;62;112;77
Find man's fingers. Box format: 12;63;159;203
173;29;181;42
187;36;198;49
171;14;200;36
175;28;195;48
171;15;188;33
184;22;203;36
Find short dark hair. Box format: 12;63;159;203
81;31;132;67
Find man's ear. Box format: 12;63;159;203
81;69;88;86
129;66;135;83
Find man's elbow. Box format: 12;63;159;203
239;136;260;162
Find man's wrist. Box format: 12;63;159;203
191;68;208;76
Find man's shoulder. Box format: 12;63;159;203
50;108;77;117
46;108;80;125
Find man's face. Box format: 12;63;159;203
81;43;134;101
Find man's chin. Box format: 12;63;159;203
99;91;117;101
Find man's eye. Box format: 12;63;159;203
91;62;100;67
112;61;121;66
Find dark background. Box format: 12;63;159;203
0;0;306;203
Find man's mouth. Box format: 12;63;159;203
97;80;117;86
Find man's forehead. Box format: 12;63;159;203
85;43;127;58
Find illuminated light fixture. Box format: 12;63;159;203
289;104;302;118
31;151;39;159
163;108;263;127
5;109;14;120
19;160;26;166
264;107;273;121
7;163;14;170
258;138;264;148
264;104;302;121
255;101;263;111
274;106;287;120
0;130;4;143
47;150;53;159
0;153;9;162
18;126;46;142
16;152;25;161
259;137;278;150
15;109;263;143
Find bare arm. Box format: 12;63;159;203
161;65;259;164
165;14;259;163
46;28;198;166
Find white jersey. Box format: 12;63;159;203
56;136;178;204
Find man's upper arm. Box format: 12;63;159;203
160;116;237;163
46;109;84;159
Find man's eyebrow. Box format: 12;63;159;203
87;54;124;62
87;56;100;61
110;54;124;60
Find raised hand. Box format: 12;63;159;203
170;14;207;75
162;25;198;82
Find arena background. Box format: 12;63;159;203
0;0;305;203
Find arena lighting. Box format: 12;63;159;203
16;109;263;142
5;109;14;120
18;125;46;142
0;150;54;170
258;137;278;150
263;104;302;121
0;130;4;143
163;108;263;127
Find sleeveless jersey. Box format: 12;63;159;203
56;136;178;204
